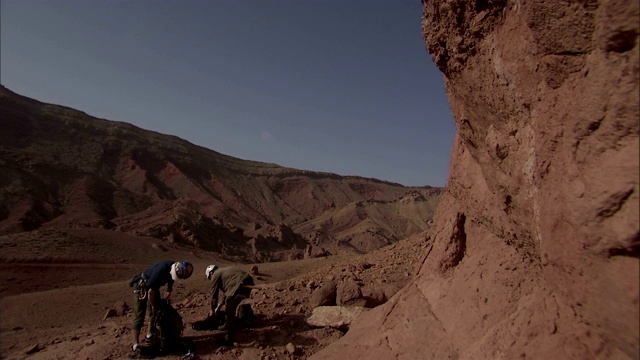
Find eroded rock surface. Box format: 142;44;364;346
312;1;639;359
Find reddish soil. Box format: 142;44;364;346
0;229;430;360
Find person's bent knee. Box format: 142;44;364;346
132;320;144;331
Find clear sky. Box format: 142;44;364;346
1;0;455;187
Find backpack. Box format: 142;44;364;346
191;311;226;331
135;299;194;358
153;299;185;353
191;303;254;331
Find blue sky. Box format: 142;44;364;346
1;0;455;187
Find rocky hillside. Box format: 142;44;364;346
0;86;441;262
313;1;639;359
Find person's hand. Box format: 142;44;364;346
163;291;171;300
208;310;214;317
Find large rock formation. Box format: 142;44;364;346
312;1;638;359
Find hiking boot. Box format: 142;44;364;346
180;351;195;360
142;333;157;343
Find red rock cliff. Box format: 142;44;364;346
311;1;639;358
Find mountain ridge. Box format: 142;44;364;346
0;85;442;262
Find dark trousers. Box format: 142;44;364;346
132;284;157;333
224;279;253;338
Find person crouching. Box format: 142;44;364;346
205;264;254;343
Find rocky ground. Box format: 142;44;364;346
0;231;430;360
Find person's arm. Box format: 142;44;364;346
164;279;173;300
209;285;219;316
209;273;224;316
148;288;157;313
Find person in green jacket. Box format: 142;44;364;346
205;264;255;341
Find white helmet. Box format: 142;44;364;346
205;264;218;280
171;261;194;281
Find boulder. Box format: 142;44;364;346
306;306;367;330
336;280;363;306
309;281;337;308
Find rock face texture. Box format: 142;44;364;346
312;1;638;359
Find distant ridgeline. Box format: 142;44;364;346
0;86;442;262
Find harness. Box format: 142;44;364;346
131;273;148;300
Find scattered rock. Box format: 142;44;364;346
286;342;301;355
103;308;118;320
24;344;42;355
114;300;129;316
309;281;337;308
336;280;363;306
306;306;367;330
151;243;167;251
250;265;259;275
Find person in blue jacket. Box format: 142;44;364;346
130;260;193;351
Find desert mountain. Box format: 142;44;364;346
0;85;441;262
313;1;639;359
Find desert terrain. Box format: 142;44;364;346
0;83;442;359
1;0;638;359
0;227;430;359
0;78;446;359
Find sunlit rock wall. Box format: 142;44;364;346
311;1;638;358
